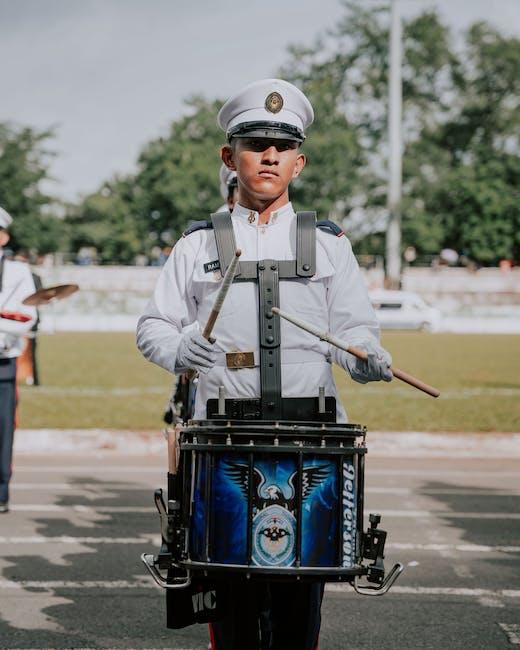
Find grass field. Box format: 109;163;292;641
18;332;520;432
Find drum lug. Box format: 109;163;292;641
354;562;404;596
141;553;192;590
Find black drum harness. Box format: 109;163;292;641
204;210;337;422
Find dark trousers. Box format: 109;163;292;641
210;581;324;650
0;358;17;504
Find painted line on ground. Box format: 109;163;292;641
499;623;520;645
378;510;520;519
14;465;520;478
1;580;519;600
366;487;520;496
0;579;155;590
326;585;520;598
7;504;520;518
9;505;154;513
0;535;160;545
386;542;520;553
11;483;520;496
12;483;159;490
0;536;517;555
14;466;163;473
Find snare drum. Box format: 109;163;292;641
178;420;366;581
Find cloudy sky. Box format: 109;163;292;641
1;0;518;202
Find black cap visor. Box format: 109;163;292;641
227;121;305;143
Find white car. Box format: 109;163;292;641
368;290;441;332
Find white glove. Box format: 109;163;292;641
345;342;393;384
175;331;216;374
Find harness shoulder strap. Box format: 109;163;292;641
296;211;316;277
210;211;236;273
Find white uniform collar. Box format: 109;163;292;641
232;201;295;227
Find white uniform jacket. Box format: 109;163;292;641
0;252;37;359
136;202;381;422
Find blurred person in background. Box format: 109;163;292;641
217;163;239;213
0;207;37;513
14;251;42;386
163;164;240;425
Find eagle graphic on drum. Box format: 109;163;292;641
224;462;330;566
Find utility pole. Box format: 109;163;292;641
386;0;402;289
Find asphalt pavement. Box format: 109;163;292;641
0;446;519;649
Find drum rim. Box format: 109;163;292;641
187;419;366;434
178;559;365;578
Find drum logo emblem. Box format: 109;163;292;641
253;504;295;566
224;462;330;567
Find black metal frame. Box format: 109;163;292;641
175;420;367;581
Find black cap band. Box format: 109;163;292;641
227;120;305;143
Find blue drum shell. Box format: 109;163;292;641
190;450;357;569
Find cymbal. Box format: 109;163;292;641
23;283;79;306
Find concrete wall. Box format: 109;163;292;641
33;264;520;332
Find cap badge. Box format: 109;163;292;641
265;91;283;114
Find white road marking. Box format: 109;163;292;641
0;535;160;545
499;623;520;645
0;579;155;590
326;585;520;598
386;543;520;554
11;483;519;496
0;536;517;555
14;466;163;473
369;469;520;478
2;580;520;600
10;505;154;513
12;483;159;490
366;487;520;496
8;504;520;519
12;466;520;478
377;510;520;520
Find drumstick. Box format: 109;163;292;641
272;307;440;398
186;249;242;380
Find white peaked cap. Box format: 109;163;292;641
0;207;13;230
218;78;314;142
219;164;237;200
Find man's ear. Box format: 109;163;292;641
0;230;10;247
220;144;237;171
292;152;306;179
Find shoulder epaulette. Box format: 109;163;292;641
182;220;213;237
317;220;344;237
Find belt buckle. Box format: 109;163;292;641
226;351;255;369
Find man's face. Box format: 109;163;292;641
221;137;305;202
0;229;9;248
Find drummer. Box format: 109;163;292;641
137;79;392;649
0;207;37;513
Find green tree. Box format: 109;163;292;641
0;123;64;253
281;3;520;264
134;97;225;243
65;176;143;264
